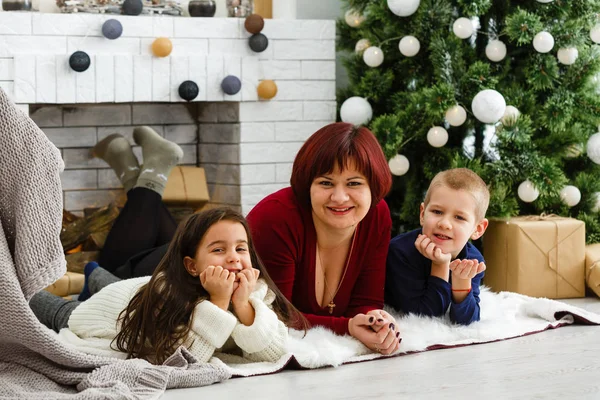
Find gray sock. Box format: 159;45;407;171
89;266;121;296
29;290;81;333
133;126;183;197
93;133;140;192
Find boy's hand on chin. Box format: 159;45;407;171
415;234;452;264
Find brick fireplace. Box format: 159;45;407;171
0;12;336;215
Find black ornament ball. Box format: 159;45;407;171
248;33;269;53
221;75;242;95
102;19;123;40
122;0;143;15
69;51;91;73
178;80;199;102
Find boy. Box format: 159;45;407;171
385;168;489;325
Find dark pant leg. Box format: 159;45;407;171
113;243;170;279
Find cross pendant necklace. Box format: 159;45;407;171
327;301;336;315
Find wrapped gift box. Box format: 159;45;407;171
163;166;210;208
585;243;600;298
482;216;586;299
45;271;85;297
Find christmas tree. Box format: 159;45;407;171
337;0;600;242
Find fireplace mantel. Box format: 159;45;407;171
0;13;336;214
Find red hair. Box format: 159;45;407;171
290;122;392;208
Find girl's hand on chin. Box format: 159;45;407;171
200;265;235;310
231;268;260;306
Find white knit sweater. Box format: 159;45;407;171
59;277;288;363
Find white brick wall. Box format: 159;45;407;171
3;14;336;213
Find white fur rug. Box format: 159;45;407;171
210;288;600;377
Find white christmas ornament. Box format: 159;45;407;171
501;105;520;126
387;0;420;17
560;185;581;207
518;180;539;203
536;0;553;3
453;18;473;39
587;132;600;164
445;105;467;126
471;89;506;124
363;46;384;67
485;40;507;62
427;126;448;148
345;9;365;28
355;39;371;54
557;47;579;65
591;24;600;44
399;36;420;57
592;192;600;213
532;31;554;53
389;154;410;176
340;97;373;126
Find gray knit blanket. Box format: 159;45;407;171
0;89;231;399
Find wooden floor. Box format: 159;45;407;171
162;297;600;399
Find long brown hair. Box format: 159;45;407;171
113;207;306;364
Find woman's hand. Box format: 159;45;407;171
348;314;400;355
231;268;260;307
200;265;235;310
366;309;398;334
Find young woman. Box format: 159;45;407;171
247;122;401;355
31;208;304;364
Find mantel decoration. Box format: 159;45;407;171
221;75;242;95
56;0;183;15
244;13;264;34
188;0;216;17
178;80;199;101
226;0;253;17
151;37;173;57
248;32;268;53
69;51;91;72
257;79;277;99
101;19;123;40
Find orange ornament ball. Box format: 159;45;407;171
257;80;277;100
152;37;173;57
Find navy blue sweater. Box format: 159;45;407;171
385;229;484;325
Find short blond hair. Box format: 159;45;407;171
423;168;490;221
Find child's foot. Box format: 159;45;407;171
92;133;140;192
78;261;100;301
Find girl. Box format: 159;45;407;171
32;208;304;364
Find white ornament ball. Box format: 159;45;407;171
518;180;539;203
536;0;553;3
345;9;365;28
485;40;507;62
363;46;384;67
591;24;600;44
427;126;448;148
453;18;473;39
355;39;371;54
471;89;507;124
532;31;554;53
389;154;410;176
445;105;467;127
399;36;420;57
501;105;520;126
557;47;579;65
587;132;600;164
340;97;373;126
387;0;420;17
592;192;600;213
560;185;581;207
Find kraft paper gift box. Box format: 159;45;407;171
45;271;85;297
585;243;600;298
482;216;586;299
163;166;210;208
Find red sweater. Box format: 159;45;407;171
247;187;392;335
